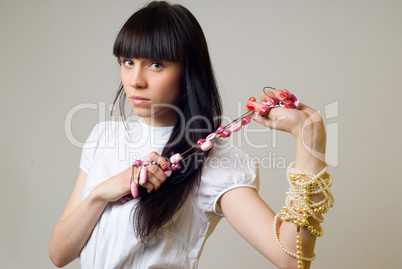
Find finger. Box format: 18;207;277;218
136;166;156;193
146;151;168;166
250;111;276;129
260;91;279;106
274;89;290;101
147;164;167;185
140;181;155;193
246;97;256;113
246;98;273;118
253;103;272;117
142;164;167;192
246;96;256;108
143;176;161;192
283;99;296;109
282;89;292;99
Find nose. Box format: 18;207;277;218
129;66;147;89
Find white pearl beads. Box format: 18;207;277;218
273;161;334;265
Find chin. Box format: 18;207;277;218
130;107;151;117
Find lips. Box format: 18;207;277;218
130;95;150;101
129;95;151;105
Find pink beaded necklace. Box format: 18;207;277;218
122;87;299;202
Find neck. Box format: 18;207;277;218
142;114;178;127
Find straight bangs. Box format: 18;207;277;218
113;6;181;62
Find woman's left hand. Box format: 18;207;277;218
247;88;325;144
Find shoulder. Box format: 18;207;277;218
84;121;138;146
84;121;119;139
202;140;257;178
198;140;260;215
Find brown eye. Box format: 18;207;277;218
150;61;164;70
123;60;133;67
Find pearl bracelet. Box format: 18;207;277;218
274;162;334;268
273;214;316;263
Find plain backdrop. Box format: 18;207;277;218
1;0;401;268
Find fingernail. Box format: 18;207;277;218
258;106;271;116
269;98;278;105
285;92;291;99
279;93;286;99
284;100;296;109
248;97;254;101
247;103;254;110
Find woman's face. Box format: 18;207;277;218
120;57;182;126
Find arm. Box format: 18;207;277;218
220;188;313;269
49;152;168;267
48;169;110;267
219;89;328;269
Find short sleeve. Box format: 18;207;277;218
198;142;260;217
79;123;104;174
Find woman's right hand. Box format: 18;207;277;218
91;151;169;202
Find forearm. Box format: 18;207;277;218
276;119;328;268
49;192;108;267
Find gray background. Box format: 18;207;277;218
1;0;401;268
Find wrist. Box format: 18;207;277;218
88;187;110;205
294;112;325;143
294;114;326;171
296;123;326;153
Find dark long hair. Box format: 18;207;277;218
112;1;222;241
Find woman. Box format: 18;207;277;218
49;2;332;268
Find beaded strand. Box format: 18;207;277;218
273;214;316;262
120;109;253;201
274;162;334;268
122;89;300;201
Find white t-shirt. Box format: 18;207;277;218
79;120;259;269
